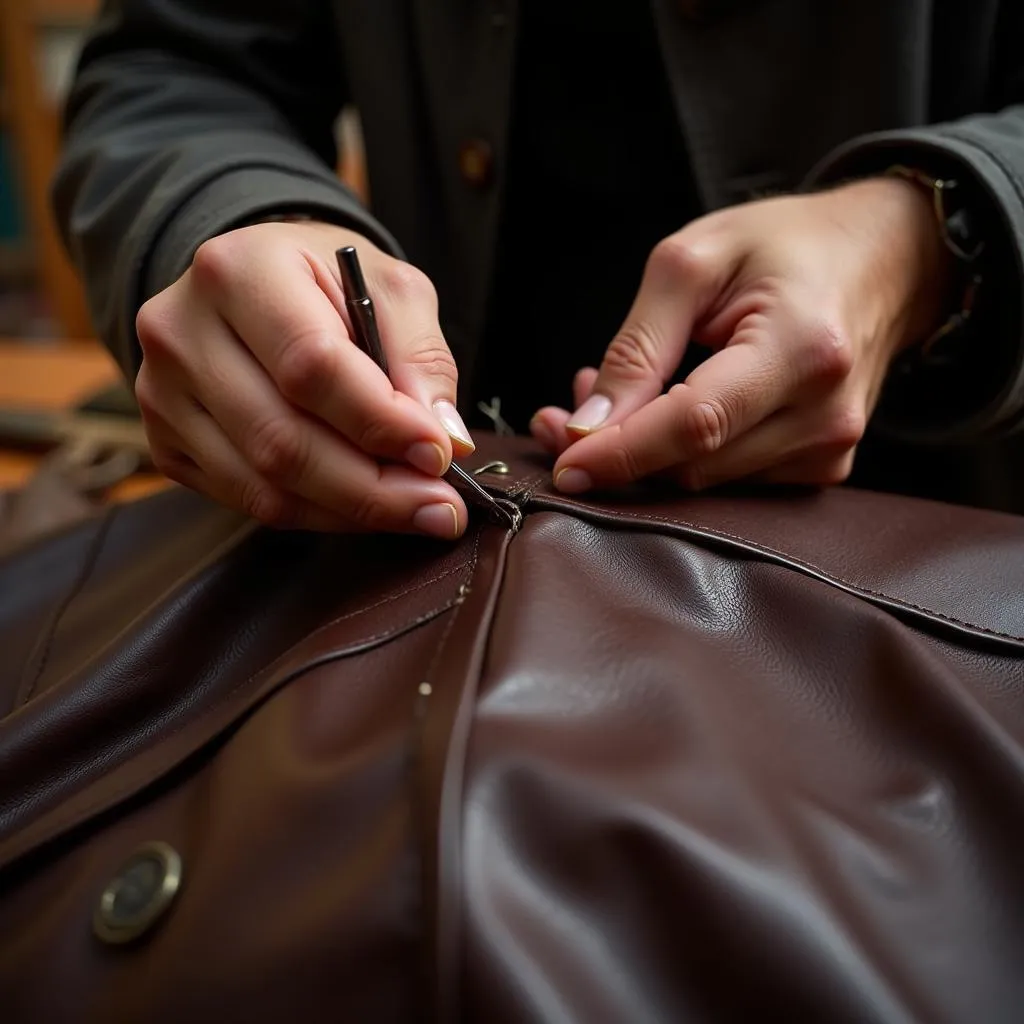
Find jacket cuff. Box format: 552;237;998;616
126;164;403;378
802;127;1024;445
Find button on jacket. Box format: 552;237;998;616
53;1;1024;508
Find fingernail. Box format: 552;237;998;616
405;440;448;477
566;394;612;435
433;400;475;454
412;502;461;539
554;467;593;494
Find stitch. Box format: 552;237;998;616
16;509;118;708
300;558;472;636
561;503;1024;644
406;528;482;1018
504;471;546;505
503;474;534;498
32;516;469;709
419;530;482;688
519;472;550;504
3;594;465;859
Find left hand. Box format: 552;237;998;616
530;177;953;494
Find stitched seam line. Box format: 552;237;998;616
297;559;472;637
420;532;481;685
8;592;467;858
411;527;482;1023
575;505;1023;643
16;509;118;708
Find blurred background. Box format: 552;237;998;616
0;0;95;340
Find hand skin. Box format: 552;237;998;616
135;221;475;538
530;177;954;495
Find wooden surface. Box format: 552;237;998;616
0;337;167;501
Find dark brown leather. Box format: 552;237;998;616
1;435;1023;1023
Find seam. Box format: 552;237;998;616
505;471;547;504
16;509;118;708
299;558;472;636
575;505;1023;643
518;472;549;504
417;533;482;695
410;526;483;1023
9;592;467;857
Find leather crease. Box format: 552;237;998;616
413;519;515;1022
1;435;1023;1022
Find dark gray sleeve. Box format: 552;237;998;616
52;0;401;380
803;9;1024;445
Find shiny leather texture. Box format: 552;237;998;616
1;435;1023;1023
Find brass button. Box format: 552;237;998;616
458;139;494;188
93;841;183;945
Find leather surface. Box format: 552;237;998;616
1;435;1022;1023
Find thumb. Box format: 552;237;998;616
566;236;721;438
370;261;476;458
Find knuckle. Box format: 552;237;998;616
133;364;158;418
680;396;730;455
403;339;459;389
275;333;338;406
352;414;396;456
190;235;239;293
816;451;857;486
151;446;191;485
246;416;307;484
379;261;437;308
604;322;663;383
149;445;180;480
648;235;707;282
802;317;854;383
135;297;178;361
347;485;394;530
604;442;646;484
823;402;866;449
240;480;292;527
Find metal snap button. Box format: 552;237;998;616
93;841;183;945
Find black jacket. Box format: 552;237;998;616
53;0;1024;511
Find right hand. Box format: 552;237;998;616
135;221;474;538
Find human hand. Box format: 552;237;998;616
135;221;474;537
530;177;952;494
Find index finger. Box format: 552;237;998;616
553;326;794;490
194;234;453;468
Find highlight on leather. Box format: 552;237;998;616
1;435;1022;1023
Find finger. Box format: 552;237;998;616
565;235;725;437
753;447;857;487
528;367;600;454
553;320;798;491
668;410;812;492
189;314;469;531
192;233;456;471
139;374;354;531
529;406;572;454
138;356;468;539
367;259;476;457
573;366;599;409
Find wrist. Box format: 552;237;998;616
853;175;957;352
888;174;958;350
